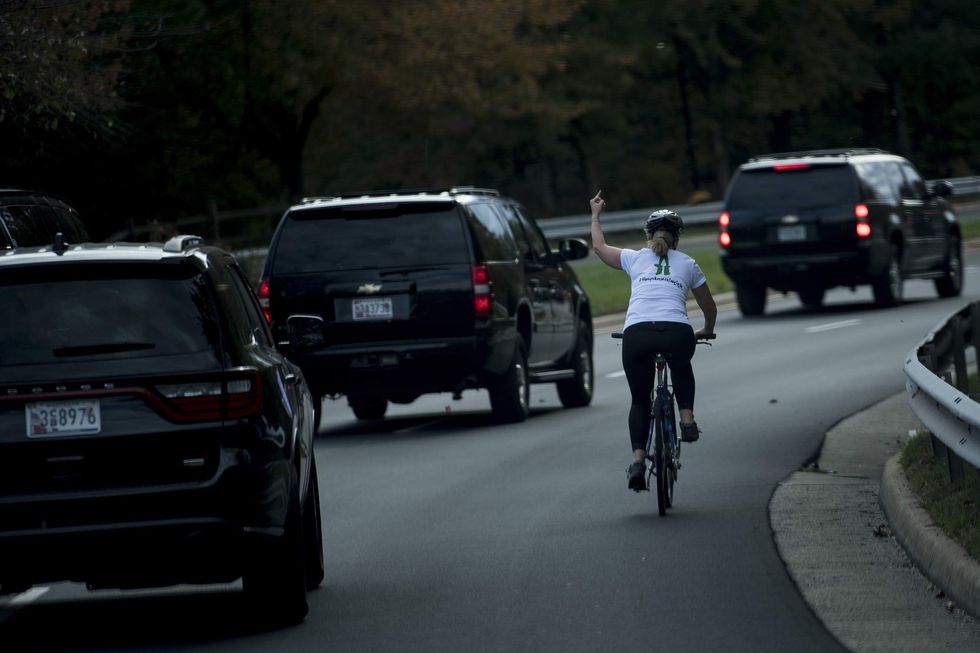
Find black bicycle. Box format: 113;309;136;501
612;332;714;515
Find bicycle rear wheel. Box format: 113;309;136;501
663;407;676;509
653;398;668;516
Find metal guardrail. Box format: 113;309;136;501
905;301;980;477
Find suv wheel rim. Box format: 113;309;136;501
516;361;528;410
579;350;592;395
889;259;902;300
950;245;962;290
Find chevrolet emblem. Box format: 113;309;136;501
781;214;800;224
357;283;382;295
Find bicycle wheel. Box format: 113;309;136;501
653;397;668;516
662;408;676;509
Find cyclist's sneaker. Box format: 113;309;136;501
627;461;647;492
680;421;701;443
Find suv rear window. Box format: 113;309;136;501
0;263;220;367
728;165;857;209
273;202;470;274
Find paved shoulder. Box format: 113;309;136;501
770;393;980;653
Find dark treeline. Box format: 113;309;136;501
2;0;978;242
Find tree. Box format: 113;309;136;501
0;1;130;134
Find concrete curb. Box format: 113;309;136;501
880;454;980;618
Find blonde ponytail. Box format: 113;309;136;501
648;229;675;257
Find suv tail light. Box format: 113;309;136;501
257;278;272;323
855;203;871;238
473;264;493;318
774;163;811;171
154;368;262;422
719;211;732;248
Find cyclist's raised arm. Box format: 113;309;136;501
692;282;717;337
590;190;623;270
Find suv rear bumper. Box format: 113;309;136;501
293;333;517;397
0;440;292;590
722;240;890;290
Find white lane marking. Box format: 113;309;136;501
605;371;626;378
805;319;862;333
7;586;49;607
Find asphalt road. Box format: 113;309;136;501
2;256;978;652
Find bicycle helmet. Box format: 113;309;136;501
644;209;684;239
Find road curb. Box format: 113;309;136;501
880;453;980;618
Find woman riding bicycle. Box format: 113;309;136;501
589;191;717;492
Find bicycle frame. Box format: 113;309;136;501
611;331;713;516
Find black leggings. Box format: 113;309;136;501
622;322;696;451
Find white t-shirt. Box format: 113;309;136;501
620;248;706;329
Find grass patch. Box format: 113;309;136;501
960;218;980;241
900;431;980;561
574;245;733;316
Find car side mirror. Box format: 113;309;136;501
929;180;953;198
559;238;590;261
287;314;325;351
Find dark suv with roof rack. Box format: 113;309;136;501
0;234;322;624
718;148;962;315
259;187;594;423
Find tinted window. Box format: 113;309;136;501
466;203;518;261
495;204;532;258
0;263;221;367
900;163;926;200
728;165;858;209
510;205;550;259
854;162;899;203
1;204;52;246
273;203;470;274
215;263;273;347
50;204;89;242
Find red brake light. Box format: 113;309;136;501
855;203;871;238
719;231;732;248
773;163;811;171
155;369;262;422
719;211;730;228
257;278;272;323
473;265;493;318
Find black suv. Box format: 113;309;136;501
0;189;89;248
0;235;322;624
259;187;594;423
718;149;962;315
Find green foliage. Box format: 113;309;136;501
2;0;980;240
900;431;980;561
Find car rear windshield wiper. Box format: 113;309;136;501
53;342;157;357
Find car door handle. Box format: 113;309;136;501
285;373;299;385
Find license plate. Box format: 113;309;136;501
352;297;393;321
777;225;806;242
26;399;102;437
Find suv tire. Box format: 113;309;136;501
872;244;903;307
736;284;766;316
242;480;309;625
489;337;530;423
556;322;594;408
935;235;963;298
348;395;388;421
798;287;825;308
304;456;324;591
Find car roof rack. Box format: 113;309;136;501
748;148;888;162
300;186;500;203
163;234;205;253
